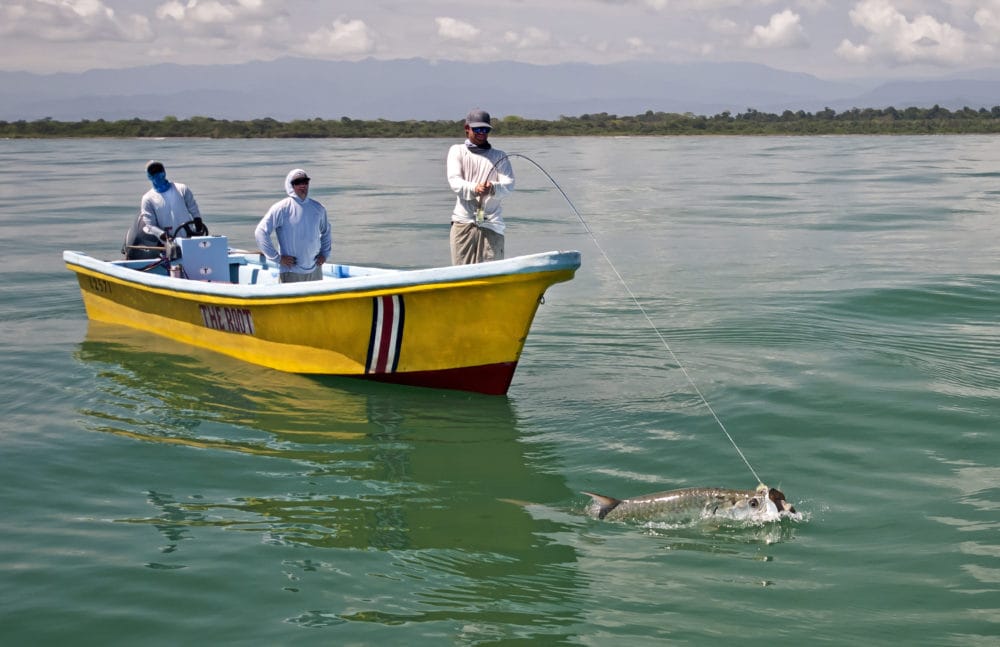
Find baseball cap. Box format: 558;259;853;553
465;109;492;129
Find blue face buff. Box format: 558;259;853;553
148;171;170;193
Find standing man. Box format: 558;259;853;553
255;168;332;283
139;160;207;244
447;109;515;264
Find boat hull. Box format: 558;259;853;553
64;249;580;395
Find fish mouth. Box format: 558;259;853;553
767;487;797;515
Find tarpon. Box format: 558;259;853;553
582;483;798;523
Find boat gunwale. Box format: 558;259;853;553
64;249;582;303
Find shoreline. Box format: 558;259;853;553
5;106;1000;138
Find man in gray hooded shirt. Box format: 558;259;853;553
255;169;332;283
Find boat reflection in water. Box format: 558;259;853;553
75;321;585;637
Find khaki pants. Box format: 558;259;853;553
450;222;505;265
280;266;323;283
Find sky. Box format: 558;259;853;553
1;0;999;79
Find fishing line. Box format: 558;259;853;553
490;152;763;485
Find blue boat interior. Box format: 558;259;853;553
111;254;356;285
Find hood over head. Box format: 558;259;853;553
285;168;311;198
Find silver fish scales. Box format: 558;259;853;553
583;484;797;523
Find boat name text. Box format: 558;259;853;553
199;305;255;335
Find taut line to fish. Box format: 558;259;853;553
487;152;762;484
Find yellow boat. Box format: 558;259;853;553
64;237;580;395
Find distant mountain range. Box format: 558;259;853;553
3;57;1000;121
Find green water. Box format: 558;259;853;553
2;135;999;645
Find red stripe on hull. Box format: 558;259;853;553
374;295;395;373
360;361;518;395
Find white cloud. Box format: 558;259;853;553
154;0;283;41
156;1;185;21
0;0;151;41
435;17;480;42
973;2;1000;43
502;26;552;49
625;36;654;55
708;17;742;37
156;0;248;24
746;9;808;48
837;0;968;65
4;0;1000;77
835;39;871;62
299;18;376;57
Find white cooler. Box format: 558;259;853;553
177;235;229;282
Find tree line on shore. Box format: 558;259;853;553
5;105;1000;138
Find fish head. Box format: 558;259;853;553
767;486;798;517
724;486;781;521
720;484;799;522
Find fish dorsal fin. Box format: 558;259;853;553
581;491;622;520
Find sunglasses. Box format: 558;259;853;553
470;127;491;134
291;179;310;186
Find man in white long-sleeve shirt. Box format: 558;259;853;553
140;160;207;243
255;169;332;283
447;109;514;264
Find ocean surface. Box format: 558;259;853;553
2;135;999;645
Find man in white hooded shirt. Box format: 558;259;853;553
255;168;332;283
